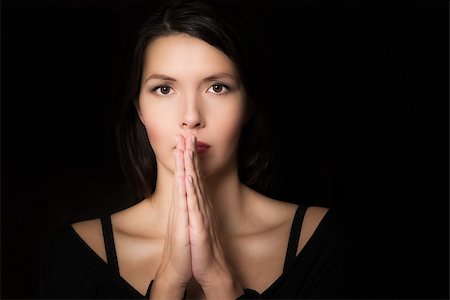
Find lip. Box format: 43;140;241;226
196;141;211;154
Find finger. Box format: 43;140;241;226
172;148;179;199
175;135;186;178
186;157;207;224
176;174;189;222
173;148;190;248
185;135;197;154
190;135;202;180
186;135;208;202
184;135;199;178
173;137;188;225
183;147;196;186
174;148;187;217
167;150;178;254
175;149;185;178
185;175;205;233
184;135;196;184
184;136;208;215
176;134;186;151
170;148;178;217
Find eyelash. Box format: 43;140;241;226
208;83;230;94
151;85;172;95
150;83;230;96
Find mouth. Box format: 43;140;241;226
196;141;211;154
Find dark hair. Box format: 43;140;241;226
115;0;276;202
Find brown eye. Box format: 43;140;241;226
152;85;174;96
207;83;229;94
212;84;223;93
160;85;171;94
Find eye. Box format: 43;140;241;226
152;85;174;96
207;83;229;94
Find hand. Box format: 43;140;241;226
150;136;192;299
183;134;244;299
151;134;244;300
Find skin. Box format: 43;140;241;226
71;33;330;300
137;34;247;299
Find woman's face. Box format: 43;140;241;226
138;34;246;178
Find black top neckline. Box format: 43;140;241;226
67;205;332;298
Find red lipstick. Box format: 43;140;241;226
196;141;211;154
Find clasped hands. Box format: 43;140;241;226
150;134;244;300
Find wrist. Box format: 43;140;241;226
150;275;188;300
201;270;244;300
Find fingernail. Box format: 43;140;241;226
191;136;196;144
189;150;193;159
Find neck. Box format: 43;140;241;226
202;169;246;234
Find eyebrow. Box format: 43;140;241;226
144;72;238;84
144;74;176;83
203;72;238;82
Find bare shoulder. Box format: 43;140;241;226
243;187;299;230
303;206;330;229
244;185;328;228
71;218;107;263
243;186;329;254
69;199;153;264
261;202;329;255
298;206;330;254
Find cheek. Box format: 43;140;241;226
139;104;176;160
145;120;166;146
213;104;245;147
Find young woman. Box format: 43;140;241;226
39;1;360;299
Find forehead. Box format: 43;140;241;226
142;34;238;79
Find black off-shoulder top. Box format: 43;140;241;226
39;206;361;299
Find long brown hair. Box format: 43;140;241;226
115;0;276;202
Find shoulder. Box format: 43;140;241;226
39;220;96;269
304;207;361;255
70;217;107;263
242;186;299;231
297;206;330;254
302;206;330;230
242;185;330;251
67;200;151;262
39;219;108;298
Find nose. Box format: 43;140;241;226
179;96;205;129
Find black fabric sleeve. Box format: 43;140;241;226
38;226;100;299
235;288;261;299
304;209;363;299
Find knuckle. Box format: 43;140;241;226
188;200;200;212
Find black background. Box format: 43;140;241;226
2;1;448;299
